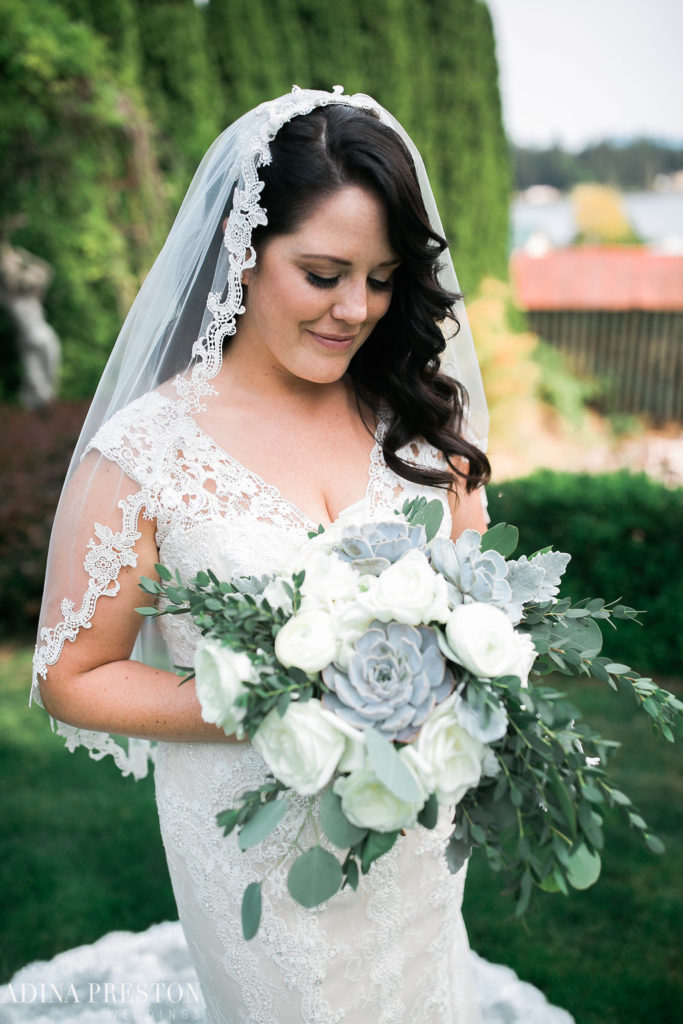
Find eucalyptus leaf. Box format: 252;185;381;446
365;729;422;803
360;829;400;874
238;797;288;851
417;792;439;829
538;873;562;893
645;834;665;855
216;807;240;837
345;858;359;890
287;846;343;907
548;766;576;837
566;843;601;890
241;882;262;940
480;522;519;558
320;789;368;848
578;801;603;849
414;498;444;542
445;832;471;874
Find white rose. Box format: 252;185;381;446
194;638;255;737
252;698;345;795
444;603;536;683
274;609;337;674
298;549;360;613
414;694;486;805
333;764;426;832
358;549;450;626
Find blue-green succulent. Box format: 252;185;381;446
322;621;453;741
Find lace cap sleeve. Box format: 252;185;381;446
30;393;175;779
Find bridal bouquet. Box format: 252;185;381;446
138;499;682;940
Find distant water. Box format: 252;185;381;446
511;191;683;249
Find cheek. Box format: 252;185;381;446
371;292;393;324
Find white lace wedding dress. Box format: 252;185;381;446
21;392;575;1024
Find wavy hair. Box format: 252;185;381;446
250;105;490;494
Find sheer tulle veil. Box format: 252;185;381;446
31;86;489;779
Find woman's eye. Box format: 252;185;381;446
368;277;393;293
305;271;339;289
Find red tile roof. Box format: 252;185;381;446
510;247;683;311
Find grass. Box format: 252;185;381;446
1;647;681;1021
0;647;176;981
463;676;683;1023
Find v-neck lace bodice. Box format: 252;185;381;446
181;407;383;533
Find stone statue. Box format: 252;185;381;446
0;234;60;409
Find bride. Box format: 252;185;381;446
29;88;571;1023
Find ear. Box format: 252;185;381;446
241;267;253;286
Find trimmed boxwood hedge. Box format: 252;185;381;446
487;471;682;678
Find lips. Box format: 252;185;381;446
307;329;359;349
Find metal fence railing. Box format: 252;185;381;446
527;309;682;421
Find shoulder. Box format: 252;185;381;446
85;390;179;483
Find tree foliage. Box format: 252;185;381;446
0;0;168;396
514;138;683;193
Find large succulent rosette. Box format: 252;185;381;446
322;621;454;741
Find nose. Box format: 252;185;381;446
331;279;368;325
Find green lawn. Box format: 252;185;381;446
2;647;681;1021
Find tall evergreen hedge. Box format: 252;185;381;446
487;472;682;678
0;0;510;399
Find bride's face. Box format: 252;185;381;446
233;185;399;385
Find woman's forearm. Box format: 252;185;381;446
39;660;242;743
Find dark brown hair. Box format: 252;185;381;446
251;104;490;494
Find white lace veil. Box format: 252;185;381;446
31;86;489;779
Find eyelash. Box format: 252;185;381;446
305;271;393;293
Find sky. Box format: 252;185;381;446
485;0;683;150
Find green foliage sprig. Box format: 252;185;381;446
138;565;318;735
448;524;682;916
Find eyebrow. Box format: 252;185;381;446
298;253;401;268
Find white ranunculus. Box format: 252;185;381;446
333;765;426;832
512;631;537;688
274;609;337;674
444;603;536;683
194;638;255;737
358;549;450;626
252;698;345;795
414;694;486;805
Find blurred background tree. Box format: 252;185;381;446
572;183;641;245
